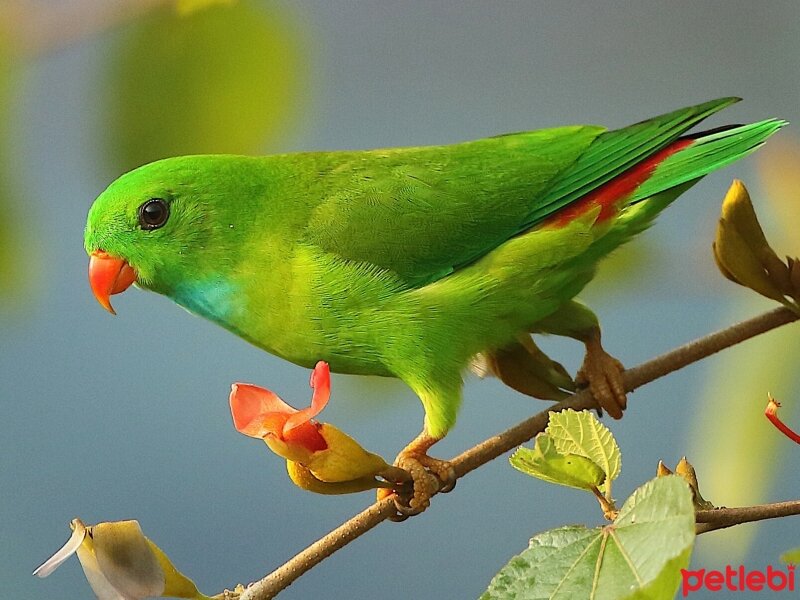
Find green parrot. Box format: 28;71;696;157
85;97;784;511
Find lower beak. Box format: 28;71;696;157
88;251;137;315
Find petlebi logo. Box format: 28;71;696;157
681;564;796;596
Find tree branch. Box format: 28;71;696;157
696;500;800;534
236;306;798;600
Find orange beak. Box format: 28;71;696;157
88;251;137;315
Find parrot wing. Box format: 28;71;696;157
304;97;739;287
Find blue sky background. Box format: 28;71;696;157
3;1;800;598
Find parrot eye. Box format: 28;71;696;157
138;198;169;230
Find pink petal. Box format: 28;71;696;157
230;383;296;439
283;361;331;435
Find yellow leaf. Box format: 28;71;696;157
91;521;165;598
720;180;772;254
713;217;786;303
147;539;209;599
720;180;792;295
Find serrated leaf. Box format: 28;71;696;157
104;0;305;172
511;434;605;491
781;547;800;565
481;476;695;600
547;409;621;491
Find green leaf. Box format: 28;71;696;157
510;434;605;491
103;0;306;172
481;476;695;600
546;409;621;491
781;547;800;565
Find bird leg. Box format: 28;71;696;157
378;430;456;518
575;326;626;419
533;300;626;418
470;335;575;400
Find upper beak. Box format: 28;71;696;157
88;251;137;315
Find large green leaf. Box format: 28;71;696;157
481;476;695;600
103;0;305;172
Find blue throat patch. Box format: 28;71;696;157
172;278;238;325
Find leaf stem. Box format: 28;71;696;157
590;485;618;520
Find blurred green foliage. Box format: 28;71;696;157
176;0;238;16
0;27;19;303
689;308;800;564
104;0;305;173
689;138;800;565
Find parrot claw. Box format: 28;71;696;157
576;336;627;419
408;452;456;494
378;459;436;519
378;433;456;518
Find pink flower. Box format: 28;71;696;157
230;361;403;494
231;361;330;461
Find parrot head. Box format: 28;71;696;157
84;155;265;314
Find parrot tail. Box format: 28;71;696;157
580;117;788;256
627;117;787;205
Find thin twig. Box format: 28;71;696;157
696;500;800;534
237;306;798;600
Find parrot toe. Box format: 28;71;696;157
576;346;627;419
394;454;440;515
408;452;456;493
378;454;438;520
377;431;457;519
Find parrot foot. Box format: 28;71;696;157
576;332;627;419
378;432;456;520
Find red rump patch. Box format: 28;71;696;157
548;138;694;227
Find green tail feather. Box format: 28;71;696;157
629;118;788;203
586;118;786;260
529;97;742;224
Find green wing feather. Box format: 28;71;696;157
304;125;603;287
304;98;744;288
531;97;741;219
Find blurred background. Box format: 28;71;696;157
2;1;800;598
